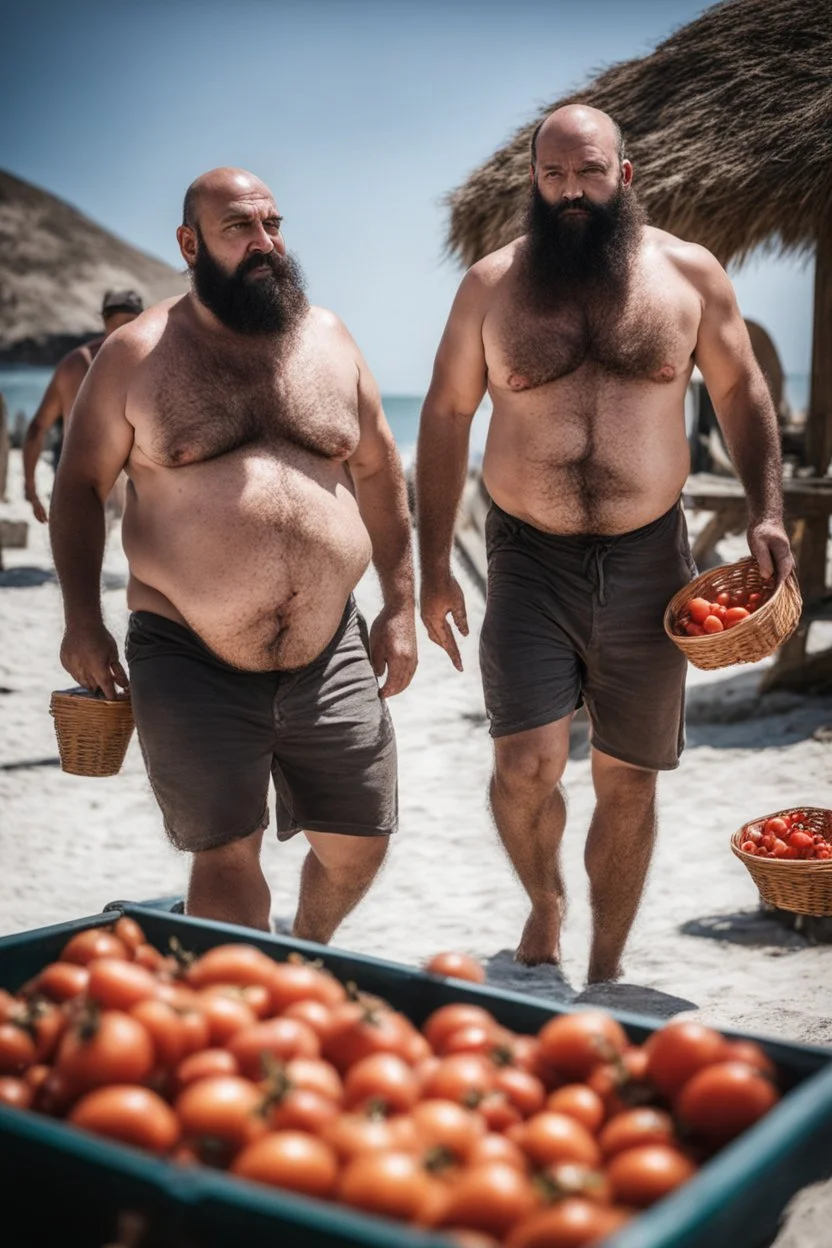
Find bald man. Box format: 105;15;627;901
416;105;792;983
51;167;417;938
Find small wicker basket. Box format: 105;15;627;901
731;808;832;916
50;688;135;777
663;557;802;671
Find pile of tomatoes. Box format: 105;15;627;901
740;812;832;862
674;585;772;638
0;920;784;1248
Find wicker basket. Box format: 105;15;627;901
663;557;802;671
731;807;832;916
50;688;135;777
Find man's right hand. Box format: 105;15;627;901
420;574;469;671
60;621;129;700
24;484;47;524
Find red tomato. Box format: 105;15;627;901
175;1075;269;1160
133;944;168;973
422;1004;500;1054
69;1085;180;1153
684;622;705;637
420;1053;496;1105
606;1145;696;1207
267;1087;340;1134
537;1012;629;1081
59;929;130;966
198;992;258;1046
644;1020;726;1098
598;1107;676;1157
479;1091;524;1132
702;615;724;633
0;1023;38;1075
343;1052;420;1114
0;1076;33;1109
789;830;814;850
32;962;90;1003
514;1112;602;1168
675;1061;779;1147
720;1040;776;1079
56;1010;155;1090
87;958;160;1011
494;1067;547;1118
468;1133;528;1171
586;1047;651;1118
280;1000;333;1039
724;607;751;628
437;1162;540;1237
764;817;790;839
506;1200;631;1247
281;1057;344;1104
111;916;147;954
231;1130;339;1198
411;1098;487;1161
545;1084;606;1133
322;1001;413;1073
424;952;487;984
267;960;346;1013
321;1110;417;1163
174;1047;240;1092
229;1017;320;1080
130;998;190;1068
687;598;713;625
338;1150;441;1222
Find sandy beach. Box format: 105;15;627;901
1;446;831;1244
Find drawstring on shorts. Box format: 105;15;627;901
583;541;613;607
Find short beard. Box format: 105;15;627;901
520;181;646;312
190;228;309;337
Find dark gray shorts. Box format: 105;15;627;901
125;599;397;853
479;502;696;771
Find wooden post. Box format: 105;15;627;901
805;226;832;475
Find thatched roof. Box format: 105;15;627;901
445;0;832;269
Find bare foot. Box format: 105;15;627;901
514;907;562;966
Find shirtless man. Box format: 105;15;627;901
416;106;793;983
51;167;417;938
23;289;144;522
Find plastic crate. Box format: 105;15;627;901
0;901;830;1248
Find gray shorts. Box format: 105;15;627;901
125;599;398;853
479;502;696;771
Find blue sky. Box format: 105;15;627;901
1;0;813;395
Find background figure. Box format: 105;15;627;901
22;289;144;523
50;167;417;939
416;104;792;985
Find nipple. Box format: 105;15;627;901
653;364;676;383
507;373;530;392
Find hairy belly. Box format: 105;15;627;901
122;453;373;670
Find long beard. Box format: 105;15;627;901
520;182;646;313
191;229;309;337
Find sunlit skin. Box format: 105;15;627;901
416;105;793;981
49;166;416;940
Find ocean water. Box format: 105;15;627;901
0;365;809;469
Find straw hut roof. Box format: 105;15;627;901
444;0;832;270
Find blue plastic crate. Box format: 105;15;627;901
0;901;830;1248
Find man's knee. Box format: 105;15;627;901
494;732;568;795
592;749;658;800
306;830;389;879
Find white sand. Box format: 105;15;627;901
1;447;831;1244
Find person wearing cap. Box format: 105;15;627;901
23;289;144;523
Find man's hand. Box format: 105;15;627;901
420;574;469;671
368;604;418;698
60;621;129;700
24;483;48;524
747;519;795;586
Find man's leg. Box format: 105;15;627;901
490;717;572;965
187;828;272;931
292;831;388;944
585;748;658;984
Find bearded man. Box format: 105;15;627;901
51;167;417;937
416;106;792;984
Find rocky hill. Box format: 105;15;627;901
0;169;186;363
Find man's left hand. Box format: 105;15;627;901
369;604;418;698
747;518;795;585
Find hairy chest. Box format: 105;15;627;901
132;340;360;467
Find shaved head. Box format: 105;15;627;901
531;105;624;168
182;167;273;228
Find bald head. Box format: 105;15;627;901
531;106;624;169
182;167;273;229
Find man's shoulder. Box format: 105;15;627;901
56;339;102;377
100;297;181;362
645;226;724;287
469;238;521;286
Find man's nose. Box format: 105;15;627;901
248;222;275;252
562;175;582;201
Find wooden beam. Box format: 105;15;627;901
805;225;832;475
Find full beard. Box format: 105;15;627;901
191;229;309;337
519;181;646;314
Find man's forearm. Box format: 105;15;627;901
415;406;472;579
716;383;784;522
49;479;108;625
22;427;45;490
355;461;415;610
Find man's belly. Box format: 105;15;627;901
482;382;693;536
121;451;373;671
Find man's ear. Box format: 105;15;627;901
176;224;197;266
621;160;634;188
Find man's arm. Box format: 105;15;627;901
691;249;794;583
347;342;417;699
50;336;136;697
415;268;489;669
22;369;66;522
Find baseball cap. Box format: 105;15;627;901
101;289;144;316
